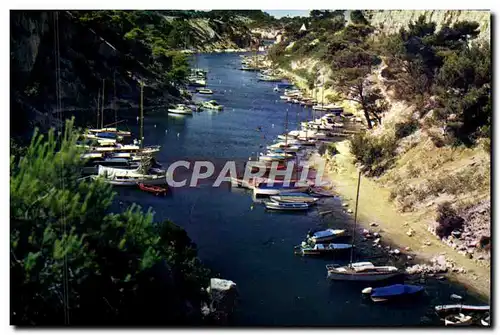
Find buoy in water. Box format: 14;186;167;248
154;124;156;128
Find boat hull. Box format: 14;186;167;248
327;272;401;281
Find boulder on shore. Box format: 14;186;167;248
206;278;238;324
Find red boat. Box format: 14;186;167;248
138;183;167;196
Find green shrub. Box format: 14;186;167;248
395;119;419;139
350;132;397;176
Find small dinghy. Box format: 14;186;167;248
362;284;424;302
138;183;167;196
294;242;352;256
307;229;348;243
444;313;473;326
264;201;309;211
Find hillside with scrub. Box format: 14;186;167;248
267;10;491;295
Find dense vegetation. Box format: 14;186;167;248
10;120;211;325
74;11;191;84
379;16;491;146
268;11;490;176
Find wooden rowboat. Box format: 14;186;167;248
138;183;167;196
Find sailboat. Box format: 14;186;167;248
94;82;166;186
326;171;401;281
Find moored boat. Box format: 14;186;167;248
326;262;401;281
307;229;348;243
264;201;309;211
294;242;352;256
196;88;213;94
362;284;424;302
201;100;224;110
138;183;167;196
94;165;167;186
168;104;194;115
253;181;309;196
270;194;319;204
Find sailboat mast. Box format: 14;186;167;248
101;79;105;129
285;109;288;146
349;170;362;265
113;71;117;124
140;82;144;149
96;89;101;129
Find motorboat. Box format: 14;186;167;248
274;86;280;92
168;104;194;115
93;165;167;186
253;181;310;196
86;127;132;137
82;157;139;175
270;193;319;204
326;262;401;281
201;100;224;110
307;229;348;243
264;201;309;211
196;88;213;94
188;77;206;87
362;284;424;302
294;242;352;256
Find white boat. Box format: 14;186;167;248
87;127;132;137
93;144;160;155
188;78;206;86
274;86;280;92
294;242;352;256
326;262;401;281
168;104;194;115
264;201;309;211
94;165;166;186
444;313;473;326
307;229;348;243
270;195;318;204
253;181;309;196
196;88;213;94
202;100;224;110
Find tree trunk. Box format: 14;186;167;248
363;108;373;129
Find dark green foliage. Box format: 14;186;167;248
395;119;419;139
11;120;210;325
435;202;465;238
379;15;490;146
350;10;369;25
350;132;397;176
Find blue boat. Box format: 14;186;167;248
362;284;424;302
96;132;119;139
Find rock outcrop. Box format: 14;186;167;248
204;278;238;325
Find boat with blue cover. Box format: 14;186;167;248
362;284;424;302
